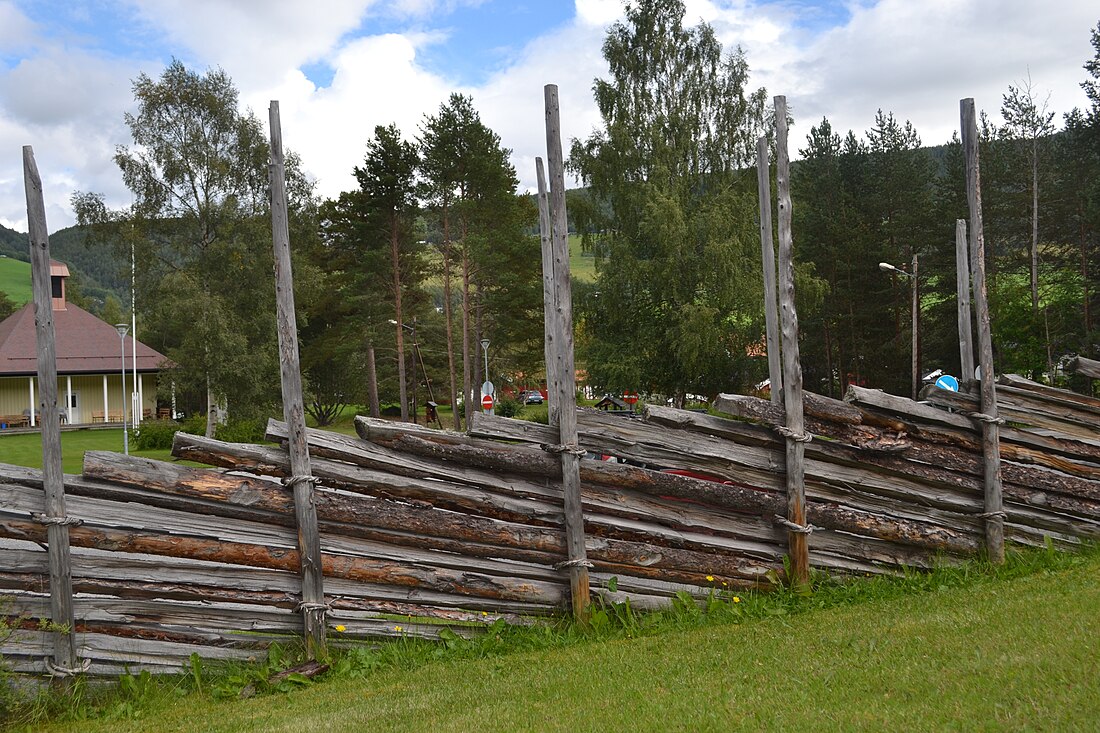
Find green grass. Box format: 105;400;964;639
568;234;596;282
15;546;1100;732
0;428;177;473
0;257;32;306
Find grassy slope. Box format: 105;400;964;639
45;553;1100;733
0;257;32;305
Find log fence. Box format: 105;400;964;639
6;91;1100;680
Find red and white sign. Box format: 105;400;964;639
481;394;494;411
623;391;639;405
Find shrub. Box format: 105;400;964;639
132;419;182;451
215;418;266;444
496;394;520;418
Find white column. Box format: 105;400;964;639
171;380;177;420
28;377;35;427
66;375;73;424
102;374;108;422
137;373;144;423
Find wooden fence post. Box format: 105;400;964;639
543;84;591;620
955;219;975;384
960;98;1005;564
773;96;811;587
269;101;328;655
756;136;782;404
23;145;82;680
536;157;560;429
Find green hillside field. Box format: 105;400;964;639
0;255;32;306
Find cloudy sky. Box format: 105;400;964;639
0;0;1096;232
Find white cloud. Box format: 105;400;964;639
1;0;1097;233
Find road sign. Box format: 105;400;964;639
623;391;639;405
935;374;960;392
481;394;494;411
482;380;494;396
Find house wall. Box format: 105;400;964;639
0;374;158;425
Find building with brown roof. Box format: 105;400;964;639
0;262;167;427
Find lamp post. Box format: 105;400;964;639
480;339;493;415
879;255;920;400
114;323;129;455
389;318;419;424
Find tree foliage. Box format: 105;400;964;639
570;0;769;403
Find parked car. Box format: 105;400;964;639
521;390;544;405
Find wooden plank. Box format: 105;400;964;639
269;101;326;655
542;83;589;620
773;95;810;587
23;145;79;678
961;97;1004;564
955;219;976;383
756;135;782;403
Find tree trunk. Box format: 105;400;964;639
461;225;474;429
441;204;461;431
366;341;380;418
392;214;408;423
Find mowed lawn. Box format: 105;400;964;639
0;428;177;473
45;553;1100;733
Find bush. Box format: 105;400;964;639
132;419;182;451
496;394;520;418
215;418;266;443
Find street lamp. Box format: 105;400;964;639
114;323;129;455
480;339;492;415
879;256;920;400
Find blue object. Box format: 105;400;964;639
935;374;960;392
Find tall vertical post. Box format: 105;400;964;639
269;101;327;656
911;253;920;401
756;136;782;404
543;84;590;620
961;98;1005;564
535;157;560;429
24;145;80;679
955;219;975;383
773;96;811;587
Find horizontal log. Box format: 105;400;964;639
359;414;978;555
920;384;1100;442
254;424;790;560
846;385;1100;475
694;399;1100;514
1068;356;1100;379
997;373;1100;413
714;394;911;452
83;449;773;586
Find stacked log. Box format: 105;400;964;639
4;372;1098;676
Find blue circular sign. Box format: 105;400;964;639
935;374;960;392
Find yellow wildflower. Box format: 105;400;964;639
481;611;488;617
733;597;741;603
334;624;347;633
706;575;715;582
394;625;403;632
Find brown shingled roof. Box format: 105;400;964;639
0;303;168;377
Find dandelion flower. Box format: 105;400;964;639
706;575;715;582
733;597;741;603
334;624;347;633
